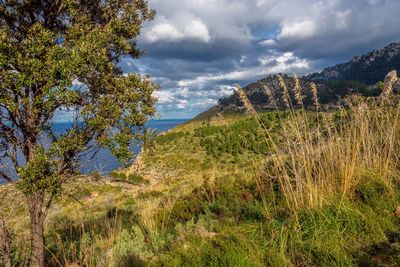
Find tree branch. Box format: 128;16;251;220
0;170;12;183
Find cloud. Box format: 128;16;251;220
145;23;183;43
144;16;210;43
278;20;318;40
260;39;277;46
152;84;235;118
177;51;310;87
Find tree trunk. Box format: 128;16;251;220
0;219;12;267
27;194;46;267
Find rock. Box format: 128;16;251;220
393;206;400;217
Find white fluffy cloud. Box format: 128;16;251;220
143;15;210;43
153;84;235;116
278;20;318;40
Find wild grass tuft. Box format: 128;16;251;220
237;71;400;215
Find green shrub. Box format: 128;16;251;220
127;174;150;186
90;171;103;181
109;170;126;180
108;171;149;186
112;227;150;266
148;228;265;267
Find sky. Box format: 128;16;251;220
54;0;400;121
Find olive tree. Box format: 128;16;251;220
0;1;157;266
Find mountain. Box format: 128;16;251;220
202;42;400;116
309;42;400;84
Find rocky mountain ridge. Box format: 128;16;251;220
205;42;400;115
309;42;400;84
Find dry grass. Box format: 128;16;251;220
237;71;400;214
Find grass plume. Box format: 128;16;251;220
238;71;400;213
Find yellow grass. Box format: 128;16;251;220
237;71;400;214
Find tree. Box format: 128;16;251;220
0;1;157;266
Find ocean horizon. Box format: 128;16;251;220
0;119;189;183
58;118;189;174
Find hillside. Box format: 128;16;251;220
310;42;400;84
0;113;272;266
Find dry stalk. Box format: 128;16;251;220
277;75;292;109
293;75;304;106
381;70;398;101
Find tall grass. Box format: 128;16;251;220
237;71;400;214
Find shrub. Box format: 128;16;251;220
149;230;265;267
108;171;149;186
90;171;103;181
111;227;150;266
109;171;126;180
127;174;150;186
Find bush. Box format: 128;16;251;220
149;230;265;267
90;171;103;181
111;227;149;266
109;170;126;180
108;171;149;186
127;174;150;186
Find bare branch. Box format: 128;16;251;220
0;170;12;183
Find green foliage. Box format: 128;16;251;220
16;147;60;195
0;3;159;261
5;110;400;266
359;85;382;97
162;175;264;228
127;174;150;186
194;112;284;158
149;229;265;267
149;171;400;266
263;185;399;266
312;80;382;104
112;227;149;266
45;207;148;267
326;80;367;95
109;171;127;180
0;0;157;191
89;171;103;181
109;171;149;186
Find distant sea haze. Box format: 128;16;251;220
0;119;187;183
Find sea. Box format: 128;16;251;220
0;119;188;182
67;119;188;174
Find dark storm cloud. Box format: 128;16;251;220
121;0;400;118
143;38;252;61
